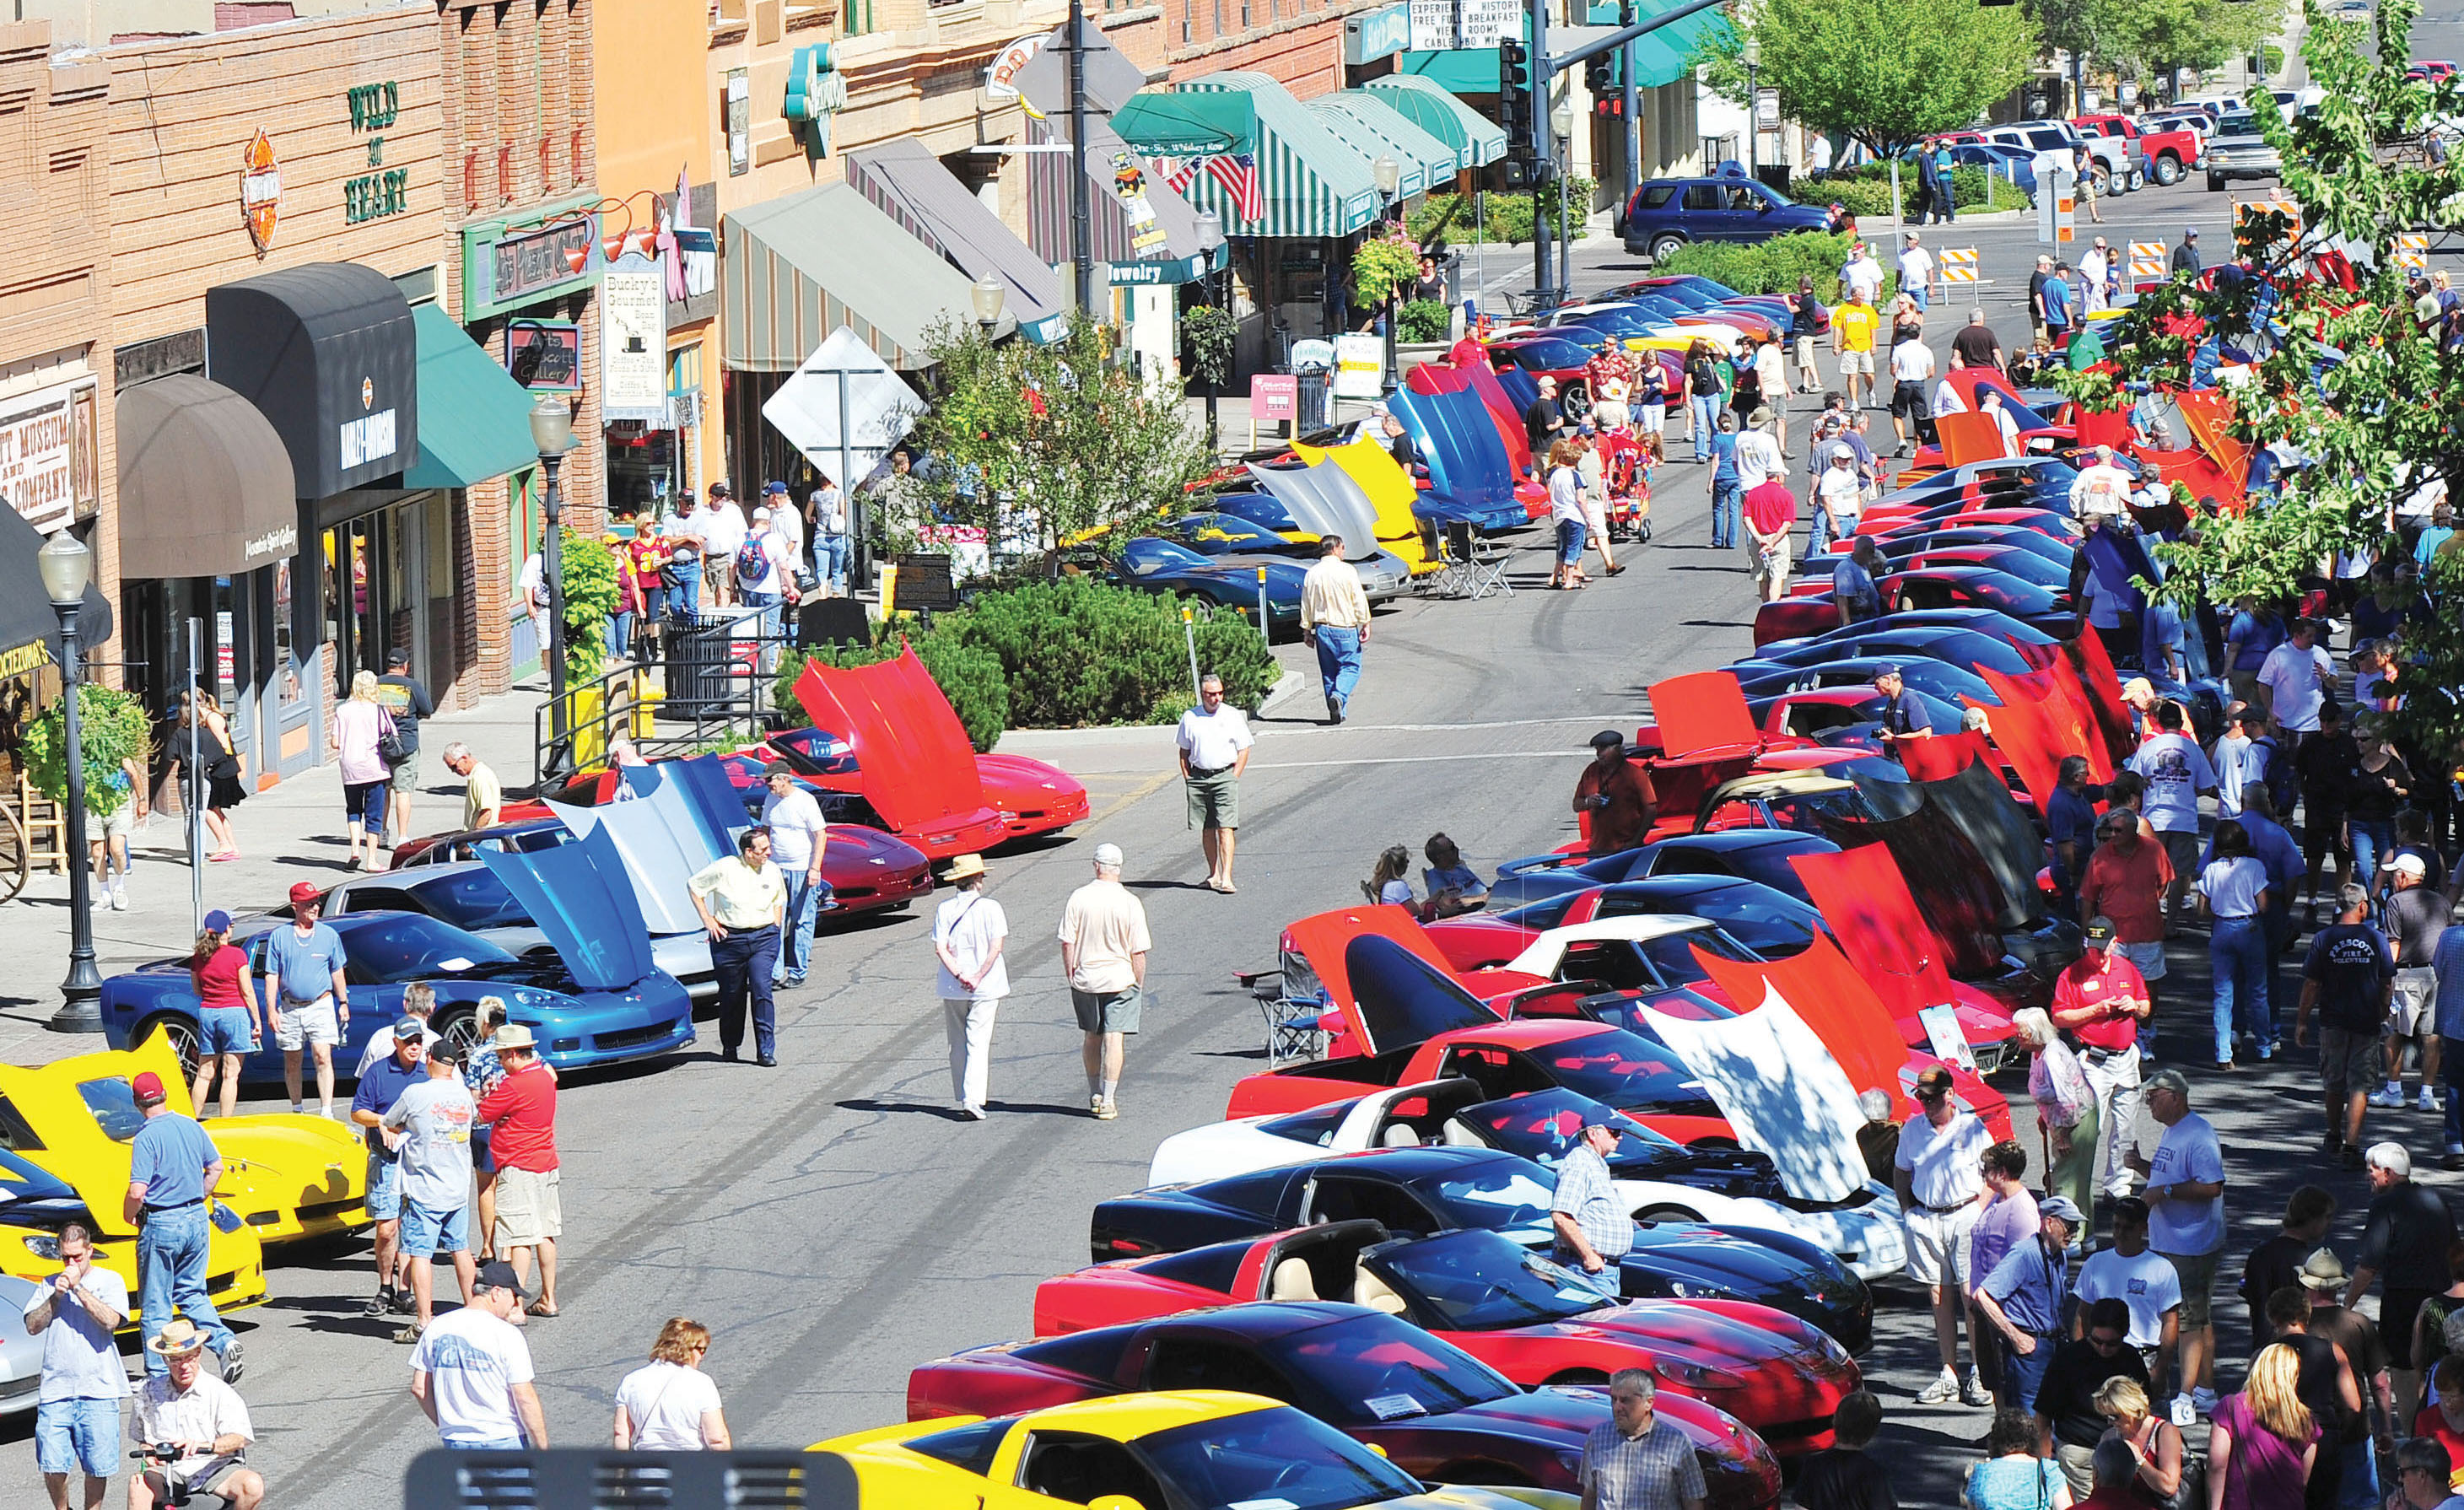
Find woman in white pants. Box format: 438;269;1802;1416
933;855;1009;1119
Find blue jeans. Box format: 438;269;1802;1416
2339;1436;2380;1510
1690;396;1721;458
35;1396;120;1479
740;588;781;671
666;560;702;620
2440;1035;2464;1152
1711;479;1741;549
713;923;779;1060
1313;625;1363;717
817;534;849;594
2003;1333;2057;1412
1555;1254;1623;1300
2350;818;2395;899
2210;917;2272;1062
779;871;833;981
1809;507;1857;555
1906;283;1930;310
446;1437;527;1451
610;610;635;661
136;1205;235;1376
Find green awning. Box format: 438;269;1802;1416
403;304;542;490
1361;76;1507;168
1162;73;1382;238
1397;48;1500;95
1309;94;1457;199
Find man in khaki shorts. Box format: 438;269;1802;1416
474;1024;561;1319
1058;844;1151;1121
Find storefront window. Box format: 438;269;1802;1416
274;557;304;709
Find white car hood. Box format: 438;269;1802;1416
1641;984;1872;1205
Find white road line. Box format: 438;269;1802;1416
1251;749;1574;769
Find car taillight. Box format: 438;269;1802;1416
1108;1238;1145;1254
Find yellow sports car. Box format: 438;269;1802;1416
811;1390;1576;1510
0;1138;265;1324
1289;439;1442;576
0;1034;367;1247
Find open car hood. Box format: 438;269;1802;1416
1283;906;1486;1055
1289;437;1428;548
1913;758;2050;930
1340;934;1506;1056
1981;663;2113;785
1641;987;1869;1205
1691;932;1911;1116
1791;844;1960;1021
794;649;998;834
1651;671;1764;759
2060;632;2138;767
547;774;724;937
1406;359;1535;478
477;825;657;991
1811;804;2006;977
1244;459;1383;561
1392;386;1515;508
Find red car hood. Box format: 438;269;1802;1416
1790;844;1961;1022
1653;671;1767;760
792;650;1009;855
973;752;1090;835
1426;916;1543;972
1285;905;1495;1056
1516;1301;1847;1381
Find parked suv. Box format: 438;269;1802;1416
1620;168;1852;262
2074;112;2197;186
1978;121;2138;195
2203;106;2279;190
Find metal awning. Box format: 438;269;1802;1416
403;305;543;490
1119;73;1381;239
203;262;418;498
845;140;1070;345
1307;94;1458;198
116;373;299;580
0;502;110;669
1360;76;1507;168
721;182;1017;373
1395;48;1502;95
1024;113;1221;285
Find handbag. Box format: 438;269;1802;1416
375;709;409;767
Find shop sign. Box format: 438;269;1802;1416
339;372;398;472
984;34;1049;99
461;195;605;322
601;268;670;423
0;641;51;680
1457;0;1518;47
1345;3;1413;65
505;321;583;391
0;380;98;534
1249;375;1297;421
240;131;282;251
1332;334;1383;399
342;81;410;227
1111;155;1171;255
494;221;596;304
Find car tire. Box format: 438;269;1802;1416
2153;153;2183;186
2127;168;2145;191
1648;233;1686;265
434;1006;483;1056
2207;173;2227;191
137;1014;202;1080
1561;380;1589;411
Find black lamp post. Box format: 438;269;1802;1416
1195;209;1225;452
40;531;100;1032
529;395;576;774
1372;153;1402;396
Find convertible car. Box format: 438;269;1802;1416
814;1390;1588;1510
908;1301;1788;1502
100;840;694;1087
1485;830;1841;914
1086;1145;1873;1351
1;1038;367;1246
1038;1220;1858;1453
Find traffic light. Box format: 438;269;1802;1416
1585;52;1613;97
1499;38;1535;157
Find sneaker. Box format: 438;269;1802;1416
1962;1369;1993;1406
1916;1369;1961;1405
2445;1151;2464;1172
1093;1099;1119;1121
2420;1088;2443;1113
108;881;127;911
2370;1086;2407;1108
218;1340;243;1385
2190;1387;2219;1416
363;1289;396;1318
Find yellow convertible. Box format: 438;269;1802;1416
0;1034;367;1248
812;1390;1574;1510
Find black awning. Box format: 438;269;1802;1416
204;262;418;498
116;374;299;580
0;506;110;672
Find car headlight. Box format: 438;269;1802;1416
22;1235;57;1261
1655;1358;1747;1391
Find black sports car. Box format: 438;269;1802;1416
1485;829;1841;913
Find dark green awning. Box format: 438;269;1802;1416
404;304;542;489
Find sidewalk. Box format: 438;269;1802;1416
0;678;553;1068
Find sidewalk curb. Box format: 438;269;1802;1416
1259;666;1312;720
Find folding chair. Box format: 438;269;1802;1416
1243;971;1329;1065
1426;521;1478;599
1453;520;1515;601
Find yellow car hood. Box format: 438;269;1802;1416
1288;438;1440;574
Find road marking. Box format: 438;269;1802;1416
1252;749;1575;769
1273;715;1632;733
1081;768;1175;825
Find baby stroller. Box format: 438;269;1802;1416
1595;432;1653;544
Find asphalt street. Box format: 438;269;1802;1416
5;172;2454;1510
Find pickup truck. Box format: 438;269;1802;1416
1976;121;2138;196
2074;112;2199;186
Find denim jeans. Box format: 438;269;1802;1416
778;871;832;981
1809;507;1857;555
1313;625;1363;715
667;560;702;620
2442;1035;2464;1152
713;923;779;1060
1689;396;1721;458
817;533;849;594
740;588;781;671
1906;283;1930;310
136;1205;235;1375
2210;917;2273;1063
610;610;635;661
2350;818;2395;898
1711;480;1742;549
1555;1255;1624;1300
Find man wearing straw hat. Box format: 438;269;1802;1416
475;1023;562;1320
131;1319;260;1510
933;855;1008;1120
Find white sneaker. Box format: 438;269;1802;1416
2421;1088;2444;1113
1962;1369;1994;1406
1917;1368;1960;1405
108;880;127;911
2370;1086;2407;1108
2190;1386;2219;1416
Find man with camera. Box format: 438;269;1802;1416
24;1222;127;1510
130;1318;259;1510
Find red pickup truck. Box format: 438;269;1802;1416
2073;112;2201;187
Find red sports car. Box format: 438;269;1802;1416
1029;1221;1857;1461
789;650;1052;860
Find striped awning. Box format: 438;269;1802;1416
1307;94;1458;198
1360;76;1507;169
844;139;1070;345
1124;72;1382;239
1023;112;1220;283
720;181;1016;371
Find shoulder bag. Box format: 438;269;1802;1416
375;709;409;767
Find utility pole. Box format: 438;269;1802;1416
1530;0;1555;305
1620;0;1638;202
1067;0;1096;316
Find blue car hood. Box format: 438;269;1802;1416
478;826;657;992
547;777;721;937
0;1146;78;1205
1394;387;1514;509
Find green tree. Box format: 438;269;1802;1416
2056;0;2464;760
1699;0;2038;158
888;315;1214;571
2100;0;2285;88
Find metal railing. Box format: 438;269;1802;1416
531;615;801;785
406;1448;856;1508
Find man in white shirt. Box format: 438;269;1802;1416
762;481;804;556
2257;619;2335;736
132;1319;260;1510
932;854;1009;1119
25;1223;129;1510
1814;450;1864;555
1897;232;1937;310
1896;1066;1994;1407
2070;1196;2184;1395
2068;446;2135;523
1733;417;1785;491
1176;673;1254;894
1888;335;1937;456
2080;241;2111;313
1981;389;2022;458
1931;374;1970;423
760;762;832;987
409;1261;547;1451
1299;536;1372;725
1842;245;1885;305
696;486;747;607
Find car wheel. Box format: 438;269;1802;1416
2127;168;2145;191
434;1006;483;1056
2153;153;2183;186
1648;233;1686;265
137;1015;202;1081
2206;174;2226;192
1561;380;1589;411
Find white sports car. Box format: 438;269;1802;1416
1149;1077;1908;1280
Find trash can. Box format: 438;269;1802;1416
1296;368;1331;434
663;607;762;721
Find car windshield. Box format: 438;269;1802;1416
341;916;518;984
1123;538;1210;574
1498;893;1582;930
1259;1313;1520;1423
407;870;534;932
1632;925;1760;984
1382;1229;1615;1328
1598;887;1820;953
1643;281;1720;311
1133;1405;1423;1510
1415;1158;1561;1228
1463;1087;1694;1172
1521;1028;1711;1111
1504;337;1593;369
1966;574;2060;613
1566;308;1658;337
77;1078;145;1142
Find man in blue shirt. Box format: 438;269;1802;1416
121;1071;238;1381
2127;702;2219;927
2042;264;2075;342
261;881;351;1119
2436;920;2464;1169
1975;1195;2084;1410
350;1026;429;1321
2046;756;2104;913
1833;538;1884;626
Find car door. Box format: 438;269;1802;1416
1680;181;1738;242
1140;1334;1301;1402
1015;1430;1173;1509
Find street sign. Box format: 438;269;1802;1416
2038;166;2075;245
1754;89;1780;130
1940;248;1978;284
1457;0;1518;47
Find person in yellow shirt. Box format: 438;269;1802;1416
1298;536;1372;725
1832;294;1880;409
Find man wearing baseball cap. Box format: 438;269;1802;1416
1974;1195;2085;1410
123;1070;240;1382
1874;665;1933;758
1898;1065;1994;1406
761;761;831;989
261;881;350;1119
2052;917;2152;1204
1058;844;1149;1120
408;1260;547;1451
1548;1114;1631;1297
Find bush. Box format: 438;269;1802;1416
24;683;154;818
1656;230;1854;299
1411;178;1599;247
1398;299;1452;342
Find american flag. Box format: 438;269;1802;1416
1156;153;1262;224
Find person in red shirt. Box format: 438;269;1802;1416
2415;1356;2464;1482
622;521;671;662
1572;731;1658;856
1743;478;1798;602
2078;810;2174;1011
474;1022;561;1318
2052;917;2152;1203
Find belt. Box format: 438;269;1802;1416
280;995;331;1007
142;1199;204;1213
2081;1045;2133;1061
1914;1200;1975;1215
1189;763;1235;779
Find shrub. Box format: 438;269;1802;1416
1398;299;1452;342
558;529;623;687
24;683;154;818
1655;230;1854;300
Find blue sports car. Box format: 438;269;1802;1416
1103;537;1311;632
1487;829;1842;913
99;832;694;1085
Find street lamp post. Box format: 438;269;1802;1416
1550;105;1575;301
1372;154;1401;396
529;395;576;776
39;532;99;1032
1194;209;1225;451
969;275;1006;337
1742;36;1761;181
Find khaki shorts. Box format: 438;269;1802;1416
1903;1200;1982;1288
100;801;135;841
1838;350;1874;376
388;750;420;793
1793;335;1818;368
494;1165;563;1248
705;556;736;600
2392;967;2438;1036
2160;1246;2219;1329
273;995;339;1050
2321;1025;2381;1105
1750;535;1793;585
1186;769;1239;831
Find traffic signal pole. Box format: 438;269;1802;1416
1620;0;1639;203
1530;0;1555;305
